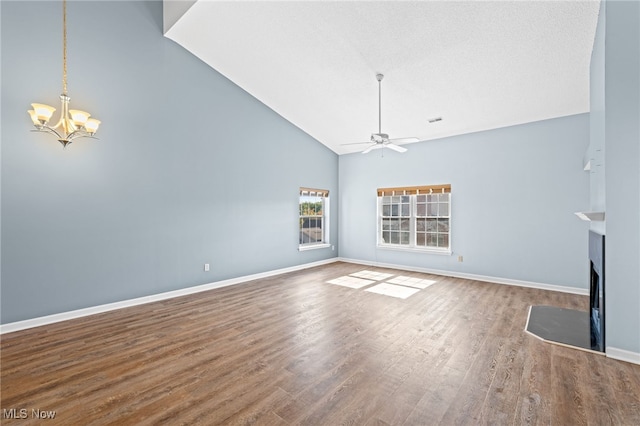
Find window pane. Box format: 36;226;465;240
401;196;410;203
382;205;390;216
438;234;449;248
417;195;426;203
400;232;410;244
426;219;437;232
417;218;426;232
439;194;449;202
400;219;410;231
401;203;410;216
417;203;426;216
437;219;449;232
316;221;323;242
382;231;390;243
427;194;438;202
439;203;449;216
391;205;399;216
416;233;426;246
392;196;401;203
426;233;437;247
390;232;400;244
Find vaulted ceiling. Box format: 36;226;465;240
164;0;600;155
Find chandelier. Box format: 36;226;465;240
27;0;100;148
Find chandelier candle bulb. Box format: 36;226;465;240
30;104;56;123
69;110;90;126
84;119;101;134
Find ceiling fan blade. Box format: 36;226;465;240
385;143;408;153
362;144;384;154
341;141;374;146
388;137;419;144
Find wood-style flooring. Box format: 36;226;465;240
1;262;639;425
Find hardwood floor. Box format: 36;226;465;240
2;262;639;425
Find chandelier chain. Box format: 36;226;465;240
62;0;67;94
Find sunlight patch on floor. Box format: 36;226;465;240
350;270;394;281
364;283;421;299
386;276;438;289
326;270;439;299
326;276;376;289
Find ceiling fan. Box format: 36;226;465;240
343;73;419;154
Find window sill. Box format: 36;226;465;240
299;243;331;252
376;244;452;256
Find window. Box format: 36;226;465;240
299;188;330;250
377;184;451;253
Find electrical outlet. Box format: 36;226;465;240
332;245;335;251
457;255;463;262
204;263;210;272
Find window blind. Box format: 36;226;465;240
377;184;451;197
300;188;329;197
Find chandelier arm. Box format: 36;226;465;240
49;116;65;132
66;130;88;141
32;126;64;140
68;132;98;143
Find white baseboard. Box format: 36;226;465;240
338;257;589;296
0;257;339;335
606;347;640;365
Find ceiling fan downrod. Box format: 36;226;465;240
377;73;383;134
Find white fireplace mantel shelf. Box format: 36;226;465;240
575;211;605;222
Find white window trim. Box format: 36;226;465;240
376;194;452;255
376;244;452;255
299;194;330;251
298;243;331;252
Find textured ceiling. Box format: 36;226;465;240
164;0;600;155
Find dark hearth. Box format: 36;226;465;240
526;305;592;351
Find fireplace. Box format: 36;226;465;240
589;231;605;352
525;231;607;354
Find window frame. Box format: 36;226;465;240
376;187;451;255
298;188;331;251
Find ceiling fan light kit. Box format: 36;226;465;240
343;73;418;154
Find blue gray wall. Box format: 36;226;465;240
588;0;606;236
1;1;338;324
600;0;640;355
339;115;590;289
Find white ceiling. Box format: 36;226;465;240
164;0;600;155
